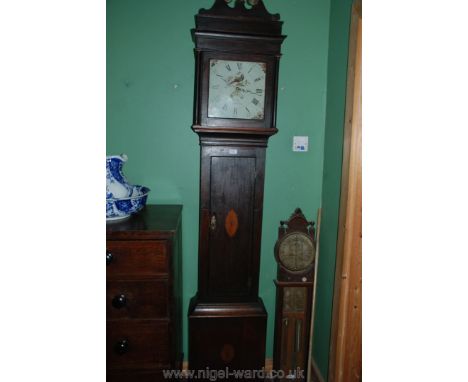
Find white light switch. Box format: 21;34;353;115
293;136;309;152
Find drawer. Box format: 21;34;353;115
107;280;169;319
106;240;168;279
107;320;170;369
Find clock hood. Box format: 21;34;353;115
195;0;284;37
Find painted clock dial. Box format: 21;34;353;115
278;232;316;272
208;59;266;120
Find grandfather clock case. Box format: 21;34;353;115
188;0;286;374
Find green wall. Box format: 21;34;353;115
107;0;331;361
311;0;353;379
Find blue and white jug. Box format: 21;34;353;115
106;154;132;199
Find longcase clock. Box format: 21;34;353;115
188;0;286;376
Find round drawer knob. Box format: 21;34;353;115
106;252;113;266
115;339;129;355
112;294;127;309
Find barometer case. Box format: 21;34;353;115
273;209;316;382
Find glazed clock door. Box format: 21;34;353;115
197;52;277;130
208;59;267;120
199;146;265;301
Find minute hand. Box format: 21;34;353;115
239;88;257;95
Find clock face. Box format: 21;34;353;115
208;59;266;120
278;232;316;272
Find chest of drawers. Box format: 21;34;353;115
106;205;182;382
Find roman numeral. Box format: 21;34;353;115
256;89;263;94
237;62;242;70
222;104;228;111
254;77;263;82
234;107;238;116
248;66;254;74
226;64;231;71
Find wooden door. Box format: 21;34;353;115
328;1;362;381
198;145;266;301
209;155;256;297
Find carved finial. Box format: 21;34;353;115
201;0;278;19
279;209;316;238
196;0;283;35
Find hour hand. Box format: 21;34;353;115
216;74;228;83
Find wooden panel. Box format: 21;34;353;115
107;280;169;319
197;146;266;301
278;315;307;381
189;315;266;374
106;241;168;280
328;2;362;381
207;156;256;298
274;285;313;382
107;320;170;369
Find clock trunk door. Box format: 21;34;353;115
198;142;265;302
209;155;254;299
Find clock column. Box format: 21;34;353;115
188;1;286;377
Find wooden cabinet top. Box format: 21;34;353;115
106;205;182;240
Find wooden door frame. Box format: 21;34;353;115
328;0;362;381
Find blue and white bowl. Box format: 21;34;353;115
106;185;150;222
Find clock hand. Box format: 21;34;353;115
237;87;256;95
216;74;228;84
228;74;245;86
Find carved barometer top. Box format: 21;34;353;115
280;208;316;236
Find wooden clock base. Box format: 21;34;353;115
188;296;267;377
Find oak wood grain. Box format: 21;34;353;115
106;205;183;381
328;2;362;380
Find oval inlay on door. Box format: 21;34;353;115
225;209;239;238
220;343;235;363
